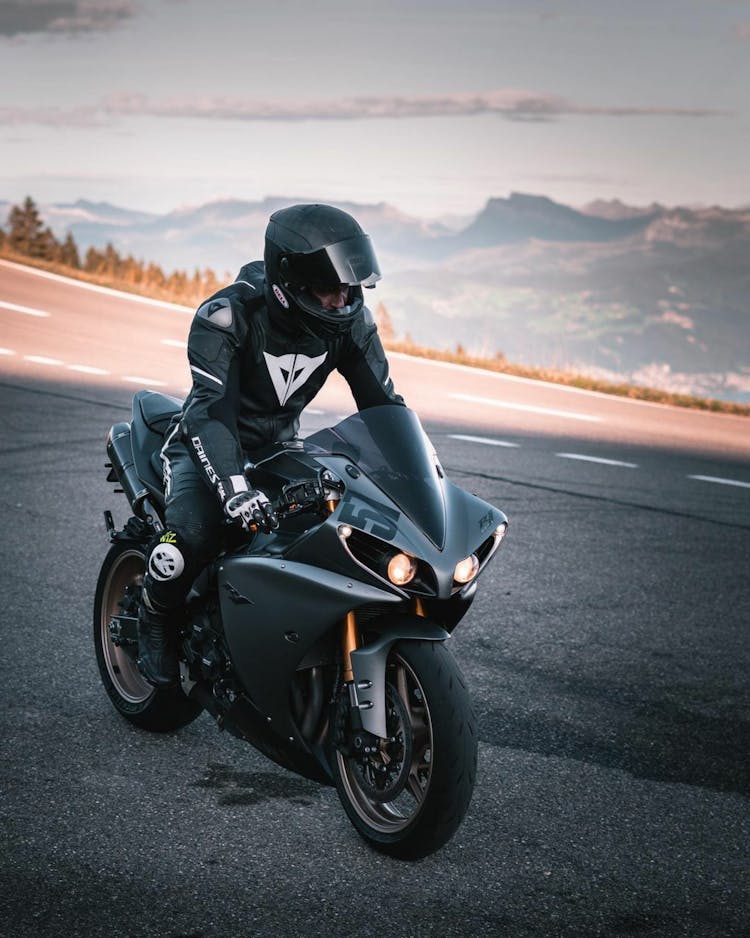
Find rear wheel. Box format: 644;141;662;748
93;537;202;732
333;637;477;860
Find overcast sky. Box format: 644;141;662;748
1;0;749;217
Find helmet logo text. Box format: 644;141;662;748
272;284;290;309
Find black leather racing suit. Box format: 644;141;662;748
142;261;404;614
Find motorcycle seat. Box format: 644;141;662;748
135;390;183;435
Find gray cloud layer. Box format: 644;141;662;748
0;0;135;37
0;90;729;127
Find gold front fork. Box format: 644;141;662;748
341;610;360;682
343;601;424;681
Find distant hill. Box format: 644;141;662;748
2;192;748;402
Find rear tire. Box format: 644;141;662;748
93;536;202;732
333;636;477;860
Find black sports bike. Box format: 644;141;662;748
94;391;508;859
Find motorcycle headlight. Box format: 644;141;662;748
454;553;479;584
387;552;417;586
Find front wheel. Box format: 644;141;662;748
93;536;202;732
333;638;477;860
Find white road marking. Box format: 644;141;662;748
122;375;168;387
24;355;63;365
161;339;188;349
0;259;193;314
68;364;109;375
305;408;325;416
449;434;519;448
0;347;15;355
688;474;750;489
450;392;602;423
0;300;51;318
557;452;638;468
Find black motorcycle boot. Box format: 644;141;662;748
137;603;179;687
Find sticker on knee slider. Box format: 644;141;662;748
148;537;185;581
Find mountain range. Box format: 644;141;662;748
2;192;749;402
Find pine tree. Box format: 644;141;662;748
58;232;81;268
85;246;105;273
7;196;46;256
35;225;59;261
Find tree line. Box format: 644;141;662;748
0;195;223;306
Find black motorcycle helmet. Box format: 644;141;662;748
264;203;381;336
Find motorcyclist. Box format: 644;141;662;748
137;203;404;686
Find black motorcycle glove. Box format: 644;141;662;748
223;488;278;533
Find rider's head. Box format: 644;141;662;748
264;203;381;336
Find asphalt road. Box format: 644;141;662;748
1;262;749;937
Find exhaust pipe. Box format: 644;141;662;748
106;422;159;525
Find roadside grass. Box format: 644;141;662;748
3;248;748;417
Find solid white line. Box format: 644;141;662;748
688;474;750;489
122;375;168;387
0;299;51;318
0;259;194;314
0;347;15;355
67;364;109;375
450;392;602;423
449;434;519;448
557;452;638;468
161;338;188;349
24;355;63;365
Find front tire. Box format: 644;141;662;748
93;536;202;732
333;637;477;860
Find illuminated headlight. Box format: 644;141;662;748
338;524;353;539
494;522;508;542
454;553;479;584
387;552;417;586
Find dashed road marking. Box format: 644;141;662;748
24;355;63;365
450;392;602;423
123;375;168;387
161;339;188;349
0;347;15;355
557;452;638;468
688;474;750;490
449;434;519;448
1;300;51;318
68;364;110;375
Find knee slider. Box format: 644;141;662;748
147;529;186;582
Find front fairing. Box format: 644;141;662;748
289;406;507;598
307;405;448;548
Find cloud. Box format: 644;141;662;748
0;0;136;37
101;90;727;122
0;89;730;127
0;104;103;126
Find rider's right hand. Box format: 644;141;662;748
223;488;279;533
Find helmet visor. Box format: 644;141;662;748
282;235;381;289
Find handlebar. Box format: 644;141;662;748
274;475;343;518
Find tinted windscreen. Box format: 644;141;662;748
284;235;381;288
323;406;446;548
